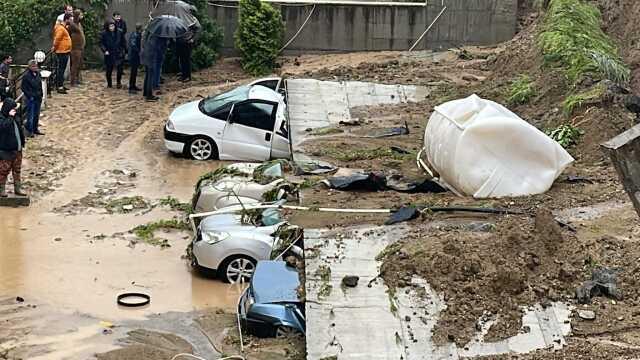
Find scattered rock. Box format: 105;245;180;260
15;296;24;303
54;237;62;242
342;275;359;288
577;310;596;320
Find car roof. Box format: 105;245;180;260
251;261;301;304
248;85;281;103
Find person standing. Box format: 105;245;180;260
113;12;128;38
128;23;143;94
56;4;73;24
0;98;27;197
100;21;127;89
142;32;159;102
0;55;12;100
176;24;197;82
52;13;72;94
153;37;168;93
68;9;85;87
21;61;44;137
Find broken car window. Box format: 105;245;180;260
201;86;250;115
232;102;276;132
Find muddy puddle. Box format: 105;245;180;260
0;128;238;321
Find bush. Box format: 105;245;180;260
506;75;535;105
538;0;630;85
235;0;284;76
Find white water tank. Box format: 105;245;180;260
423;94;574;198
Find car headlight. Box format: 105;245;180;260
201;230;230;244
166;120;175;130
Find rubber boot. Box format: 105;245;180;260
0;183;6;197
13;182;26;197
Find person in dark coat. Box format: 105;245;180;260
0;98;27;197
176;24;197;82
142;31;160;102
128;23;143;94
21;60;43;136
100;20;127;88
113;12;127;38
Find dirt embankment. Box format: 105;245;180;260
379;208;640;348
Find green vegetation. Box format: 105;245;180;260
131;219;190;246
158;196;192;213
317;283;333;299
309;127;344;136
562;82;607;116
506;75;535;105
315;265;331;282
538;0;630;85
0;0;109;55
235;0;284;75
190;0;224;69
105;196;149;213
546;124;583;148
320;147;413;162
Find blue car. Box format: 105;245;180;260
238;261;305;338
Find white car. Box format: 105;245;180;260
164;78;292;161
191;212;302;283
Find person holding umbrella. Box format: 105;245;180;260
142;16;189;101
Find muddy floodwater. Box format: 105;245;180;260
0;73;256;359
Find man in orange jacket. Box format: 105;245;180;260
52;13;73;94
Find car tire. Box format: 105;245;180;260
275;325;301;338
218;255;257;284
186;136;218;161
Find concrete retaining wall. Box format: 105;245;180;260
107;0;517;55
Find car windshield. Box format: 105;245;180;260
200;86;250;114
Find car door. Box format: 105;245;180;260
221;100;277;161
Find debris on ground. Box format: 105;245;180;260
385;206;420;225
575;267;623;304
363;121;410;138
341;275;359;288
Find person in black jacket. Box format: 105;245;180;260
21;60;43;137
128;23;142;94
0;98;27;197
176;24;197;82
100;21;127;88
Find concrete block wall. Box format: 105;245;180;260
107;0;517;55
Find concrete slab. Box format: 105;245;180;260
286;79;429;147
305;225;573;360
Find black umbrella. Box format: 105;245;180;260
146;15;189;39
152;0;201;30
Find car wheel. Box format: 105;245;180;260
275;325;300;338
219;255;256;284
187;136;218;161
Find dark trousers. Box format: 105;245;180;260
25;97;42;134
105;59;124;87
129;60;140;90
176;42;193;79
143;66;154;98
56;53;69;88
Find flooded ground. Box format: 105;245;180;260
1;66;251;359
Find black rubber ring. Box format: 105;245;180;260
117;292;151;307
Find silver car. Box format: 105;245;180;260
191;212;301;283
